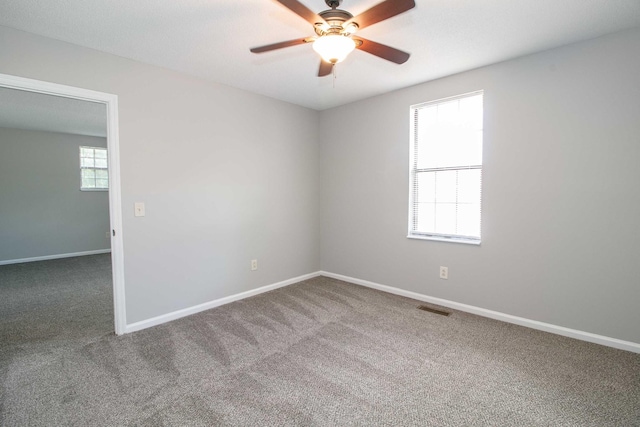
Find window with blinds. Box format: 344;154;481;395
80;146;109;190
409;91;483;244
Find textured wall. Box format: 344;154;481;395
319;28;640;343
0;127;110;261
0;26;320;324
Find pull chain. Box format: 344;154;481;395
332;64;337;88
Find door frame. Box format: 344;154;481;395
0;73;127;335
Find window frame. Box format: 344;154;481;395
408;91;484;245
79;145;109;191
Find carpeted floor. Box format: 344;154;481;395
1;255;639;426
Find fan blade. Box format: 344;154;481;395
250;38;309;53
318;60;333;77
346;0;415;30
354;37;410;64
276;0;325;25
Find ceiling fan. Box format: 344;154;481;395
250;0;416;77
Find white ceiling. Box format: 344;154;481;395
0;87;107;137
1;0;640;111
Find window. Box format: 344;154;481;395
409;91;483;244
80;146;109;190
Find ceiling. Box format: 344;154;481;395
0;87;107;137
1;0;640;112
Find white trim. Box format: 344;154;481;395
0;249;111;266
320;271;640;354
410;90;485;110
124;271;322;334
407;234;481;245
0;73;127;335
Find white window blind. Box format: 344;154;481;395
80;146;109;190
409;91;483;244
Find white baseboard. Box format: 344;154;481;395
320;271;640;354
0;249;111;266
124;271;322;334
121;268;640;353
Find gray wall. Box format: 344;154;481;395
0;26;320;324
0;127;110;261
2;24;638;344
320;28;640;344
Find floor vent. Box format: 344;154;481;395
417;305;451;316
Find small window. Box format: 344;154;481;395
80;146;108;191
409;91;483;244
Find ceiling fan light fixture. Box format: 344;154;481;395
344;23;359;34
249;0;415;75
312;34;356;64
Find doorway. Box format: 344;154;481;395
0;73;125;335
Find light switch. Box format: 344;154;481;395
134;202;145;217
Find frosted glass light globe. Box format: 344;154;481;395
313;35;356;64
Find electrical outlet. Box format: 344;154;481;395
251;259;258;271
439;266;449;280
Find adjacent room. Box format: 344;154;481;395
0;88;114;366
1;0;639;425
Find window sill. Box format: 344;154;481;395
407;234;481;246
80;188;109;192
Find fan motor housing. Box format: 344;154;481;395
319;9;353;22
316;9;355;36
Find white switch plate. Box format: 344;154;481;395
439;266;449;280
106;231;110;239
134;202;145;217
251;259;258;271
